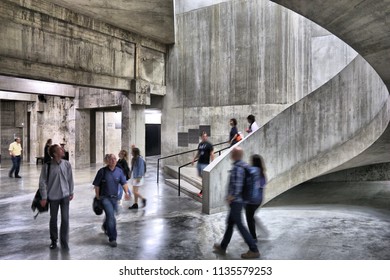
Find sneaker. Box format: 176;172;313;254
15;175;22;178
128;203;138;209
197;192;203;198
241;250;260;259
213;243;226;255
142;198;147;207
109;240;117;247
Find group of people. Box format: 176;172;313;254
191;114;265;259
38;141;146;250
213;147;267;259
193;114;261;198
12;113;262;254
229;114;259;147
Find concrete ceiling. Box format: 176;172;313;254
46;0;175;44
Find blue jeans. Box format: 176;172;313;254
10;156;21;176
221;202;258;252
101;197;118;242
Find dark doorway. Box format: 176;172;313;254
145;124;161;156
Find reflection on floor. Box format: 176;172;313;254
1;157;390;260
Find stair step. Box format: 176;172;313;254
165;179;202;202
164;165;202;188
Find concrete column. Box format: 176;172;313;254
122;93;146;157
74;109;91;168
0;100;2;164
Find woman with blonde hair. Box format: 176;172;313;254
128;147;146;209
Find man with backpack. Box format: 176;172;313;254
213;147;260;259
39;144;74;250
93;153;130;247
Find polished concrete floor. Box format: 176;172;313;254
1;157;390;260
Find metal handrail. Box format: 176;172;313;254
177;145;231;196
156;141;229;183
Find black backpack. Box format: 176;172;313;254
31;162;51;219
93;167;106;215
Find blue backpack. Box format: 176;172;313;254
241;164;264;203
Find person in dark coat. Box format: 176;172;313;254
43;139;52;164
245;154;267;241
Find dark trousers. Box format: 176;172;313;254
9;156;21;176
49;197;70;247
245;203;261;240
221;202;258;252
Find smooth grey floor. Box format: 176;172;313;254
1;157;390;260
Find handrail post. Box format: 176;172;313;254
157;158;160;184
178;167;181;196
156;141;230;187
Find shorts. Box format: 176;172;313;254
196;163;208;178
132;177;144;187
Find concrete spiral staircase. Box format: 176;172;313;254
202;0;390;214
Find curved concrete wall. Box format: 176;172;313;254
163;0;356;165
203;55;390;213
268;1;390;178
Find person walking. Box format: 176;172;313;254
39;144;74;250
246;114;259;134
116;149;131;200
43;139;52;164
213;147;260;259
191;132;214;198
128;147;146;209
245;154;267;241
8;137;23;178
93;154;130;247
229;118;242;147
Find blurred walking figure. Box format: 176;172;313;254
213;147;260;259
245;154;267;241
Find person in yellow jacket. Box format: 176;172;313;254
9;137;23;178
